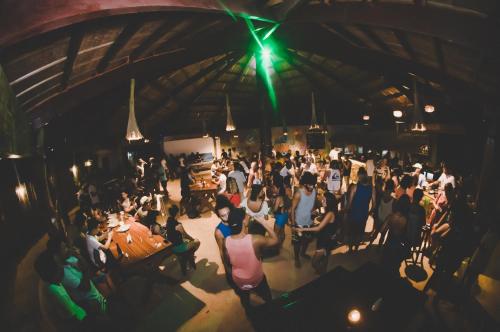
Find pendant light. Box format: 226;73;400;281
225;94;236;132
410;76;426;132
125;78;144;141
309;92;320;130
322;109;328;134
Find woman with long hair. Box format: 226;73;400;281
270;175;290;246
293;192;338;274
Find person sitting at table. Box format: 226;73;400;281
135;196;160;228
85;218;113;269
46;236;108;315
428;163;456;190
166;205;200;276
118;191;136;214
35;251;88;330
428;183;454;227
211;160;219;179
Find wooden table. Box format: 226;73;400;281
108;216;172;268
189;181;218;213
189;181;218;196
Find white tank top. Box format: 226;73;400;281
326;169;341;192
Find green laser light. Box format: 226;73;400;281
262;47;272;62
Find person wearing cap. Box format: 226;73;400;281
135;195;158;227
224;206;278;312
412;163;426;188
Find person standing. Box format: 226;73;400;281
345;167;375;252
159;158;169;195
215;169;227;195
290;172;318;268
323;160;342;196
224;208;278;312
228;162;247;197
342;155;352;191
293;192;338;274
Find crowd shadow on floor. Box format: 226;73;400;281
188;258;232;294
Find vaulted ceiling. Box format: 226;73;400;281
0;0;498;143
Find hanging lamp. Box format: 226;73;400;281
309;92;320;130
410;76;426;132
225;94;236;131
126;78;144;141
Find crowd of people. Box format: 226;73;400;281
34;146;477;329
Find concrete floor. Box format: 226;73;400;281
148;180;427;332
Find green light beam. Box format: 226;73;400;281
263;23;280;40
244;17;263;49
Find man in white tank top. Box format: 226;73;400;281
290;172;318;268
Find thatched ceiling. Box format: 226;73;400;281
0;0;498;142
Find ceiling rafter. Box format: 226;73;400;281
96;20;143;73
275;50;363;122
288;50;386;109
129;17;186;61
433;37;447;73
153;18;223;55
151;54;243;134
357;25;393;54
139;52;238;123
61;27;84;89
319;23;367;48
393;29;418;62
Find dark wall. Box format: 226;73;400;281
0;157;53;328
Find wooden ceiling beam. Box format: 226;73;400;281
357;25;394;54
393;29;418;62
287;2;489;49
129;17;185;61
61;27;84;89
433;37;447;74
320;23;367;48
96;21;143;73
149;54;242;134
139;51;239;122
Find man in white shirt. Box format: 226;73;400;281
85;219;113;267
301;160;318;175
431;165;455;190
228;162;246;196
329;147;341;161
215;169;227;194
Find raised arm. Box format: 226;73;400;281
253;217;279;249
